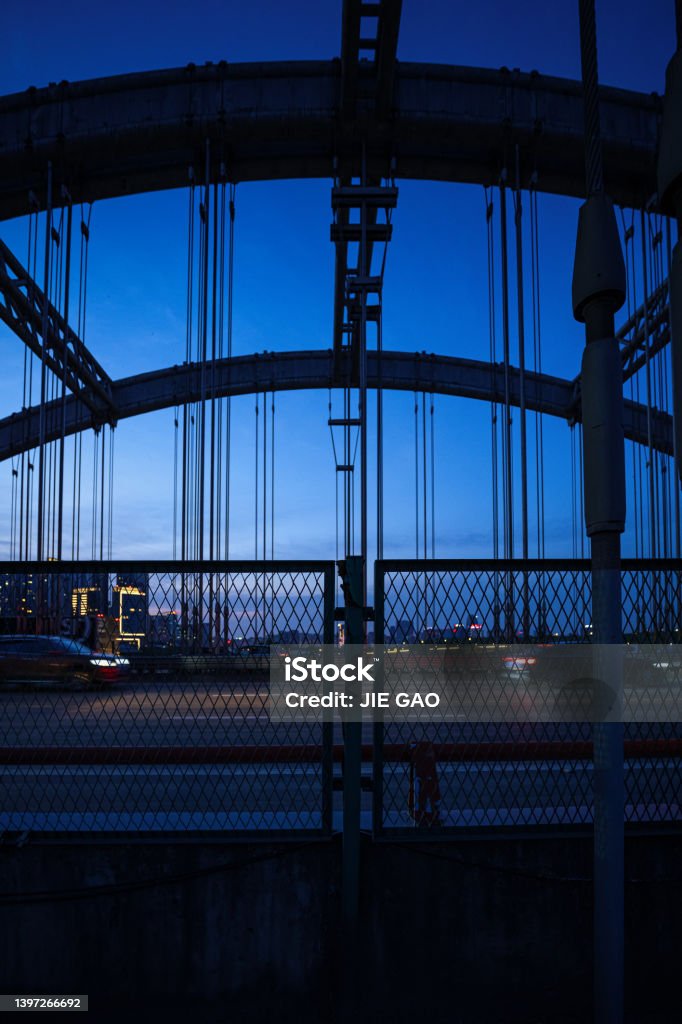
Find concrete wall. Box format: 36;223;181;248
0;834;679;1023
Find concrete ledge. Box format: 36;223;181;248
0;833;679;1022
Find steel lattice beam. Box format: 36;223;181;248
341;0;402;116
0;238;117;422
569;279;671;402
618;279;670;382
334;1;402;363
0;348;672;461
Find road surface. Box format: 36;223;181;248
0;677;679;831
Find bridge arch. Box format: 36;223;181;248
0;348;671;461
0;62;660;220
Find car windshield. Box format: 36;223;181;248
51;637;92;655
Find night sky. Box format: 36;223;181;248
0;0;675;561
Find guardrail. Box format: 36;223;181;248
0;560;336;836
373;559;682;836
0;558;680;839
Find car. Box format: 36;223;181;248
0;635;130;688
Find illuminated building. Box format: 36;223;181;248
112;574;148;648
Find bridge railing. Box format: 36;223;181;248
0;560;336;836
1;558;680;839
372;558;682;836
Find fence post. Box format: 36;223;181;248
338;556;364;927
322;563;336;833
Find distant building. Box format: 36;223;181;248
0;572;37;628
389;619;414;643
116;572;148;592
150;611;179;647
71;573;109;618
1;570;79;632
112;573;148;649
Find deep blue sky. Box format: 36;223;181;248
0;0;676;561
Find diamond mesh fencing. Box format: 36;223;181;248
373;560;682;835
621;561;682;826
0;561;335;834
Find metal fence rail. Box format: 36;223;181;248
0;560;335;835
373;559;682;836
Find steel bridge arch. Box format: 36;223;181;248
0;348;672;462
0;61;661;220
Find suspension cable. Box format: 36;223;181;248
198;140;210;560
182;170;195;561
56;198;72;559
529;180;545;559
209;178;218;561
640;207;656;557
499;173;514;563
513;151;529;565
254;394;259;559
620;208;639;559
578;422;585;557
108;426;115;558
414;392;419;557
99;426;106;559
71;206;91;560
20;200;38;560
91;431;98;559
649;213;667;557
271;392;275;559
10;462;18;559
665;216;681;556
579;0;604;196
216;173;226;558
173;409;179;559
46;208;62;560
36;162;53;561
262;388;267;566
571;424;578;559
225;184;236;560
485;187;500;562
430;393;435;558
422;392;428;559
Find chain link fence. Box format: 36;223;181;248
0;561;335;834
2;558;679;839
373;559;682;835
